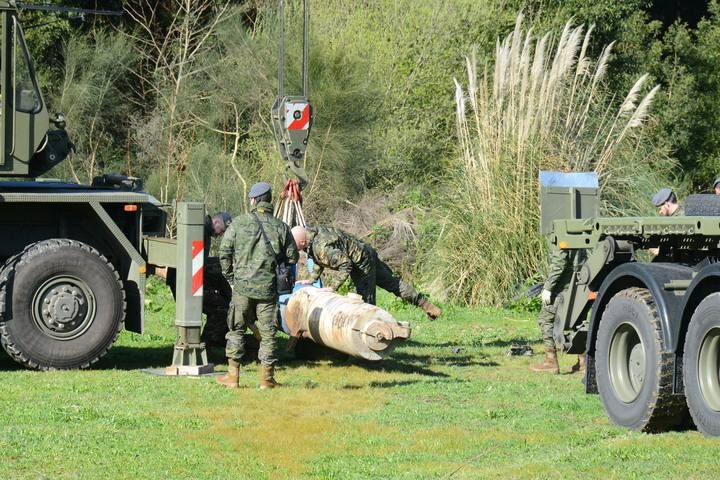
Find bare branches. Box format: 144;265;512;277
123;0;231;204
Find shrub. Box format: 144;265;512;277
427;14;675;306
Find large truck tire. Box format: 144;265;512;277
0;239;125;370
595;287;687;432
684;194;720;216
683;292;720;436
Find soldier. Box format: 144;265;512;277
200;211;233;347
652;188;683;217
216;182;298;389
205;211;232;250
649;188;683;257
531;246;585;374
291;225;441;319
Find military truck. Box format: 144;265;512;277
0;2;208;372
541;172;720;436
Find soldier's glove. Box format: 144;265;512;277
541;289;552;306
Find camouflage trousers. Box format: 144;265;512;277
225;292;278;366
353;249;422;306
537;300;558;350
201;269;231;347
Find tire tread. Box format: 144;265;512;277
0;239;125;370
600;287;687;432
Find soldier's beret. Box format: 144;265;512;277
713;176;720;189
651;188;674;207
248;181;272;198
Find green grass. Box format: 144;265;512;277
0;283;718;479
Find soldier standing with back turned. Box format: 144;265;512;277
531;246;585;374
216;182;298;389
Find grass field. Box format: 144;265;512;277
1;281;718;479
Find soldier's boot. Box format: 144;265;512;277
570;353;586;374
216;359;240;388
259;365;281;390
418;298;442;320
529;347;560;374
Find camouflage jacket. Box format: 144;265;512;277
543;246;574;294
305;225;373;289
219;201;298;300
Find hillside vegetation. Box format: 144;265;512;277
23;0;720;305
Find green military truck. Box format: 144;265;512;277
542;171;720;436
0;2;207;372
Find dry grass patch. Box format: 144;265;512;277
190;379;389;478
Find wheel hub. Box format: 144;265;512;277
609;322;646;403
698;327;720;412
629;342;646;393
32;276;96;340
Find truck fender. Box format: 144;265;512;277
677;263;720;356
587;262;694;356
584;263;694;394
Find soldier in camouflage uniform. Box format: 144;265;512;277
531;247;570;374
652;188;683;217
649;188;683;258
201;212;233;348
291;225;441;319
216;182;299;389
164;212;233;348
531;246;585;374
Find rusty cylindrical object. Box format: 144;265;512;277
285;287;411;361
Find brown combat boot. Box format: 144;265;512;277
529;348;560;374
216;359;240;388
418;298;442;320
570;353;586;374
260;365;281;390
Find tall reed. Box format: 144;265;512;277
428;14;671;306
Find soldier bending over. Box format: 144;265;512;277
291;225;441;320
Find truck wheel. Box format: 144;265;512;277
683;293;720;436
595;287;686;432
0;239;125;370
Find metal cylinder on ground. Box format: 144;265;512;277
284;287;411;361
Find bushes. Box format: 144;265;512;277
38;2;703;306
427;15;674;306
50;33;136;183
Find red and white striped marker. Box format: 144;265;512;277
285;102;310;130
191;240;203;297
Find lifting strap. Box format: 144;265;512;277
274;178;306;227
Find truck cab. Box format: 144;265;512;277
0;3;204;373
